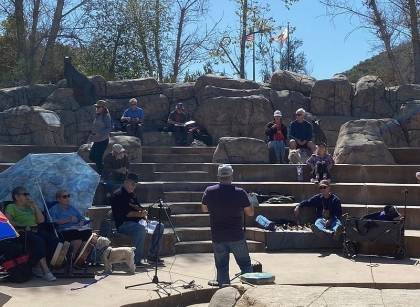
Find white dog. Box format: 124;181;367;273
95;236;136;274
288;149;302;164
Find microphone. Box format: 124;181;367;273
158;197;164;207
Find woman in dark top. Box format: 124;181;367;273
265;110;288;164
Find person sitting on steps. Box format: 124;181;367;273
294;180;344;240
121;98;145;145
167;102;189;146
288;108;317;154
306;142;335;183
265;110;288;164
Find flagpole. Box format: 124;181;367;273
287;22;290;71
252;37;255;81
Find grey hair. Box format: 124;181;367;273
129;98;137;104
55;188;69;200
295;108;305;115
11;186;27;201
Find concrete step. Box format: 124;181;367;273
174;227;212;241
154;171;210;181
170;213;210;227
175;240;265;254
389;148;420;165
142;154;213;163
142;146;216;155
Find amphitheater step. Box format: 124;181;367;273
175;240;265;254
142;153;213;163
154;171;210;181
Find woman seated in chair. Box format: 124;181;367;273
49;189;92;260
4;186;60;281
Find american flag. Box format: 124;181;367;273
245;33;254;41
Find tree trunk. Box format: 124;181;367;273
173;7;185;82
153;0;163;81
408;0;420;84
369;0;405;85
39;0;65;83
26;0;41;84
14;0;26;62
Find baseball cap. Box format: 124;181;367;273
218;164;233;177
176;102;184;109
94;100;107;107
273;110;282;117
125;172;139;183
112;144;125;153
318;180;330;187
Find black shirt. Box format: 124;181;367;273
110;185;144;229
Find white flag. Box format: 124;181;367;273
273;28;288;43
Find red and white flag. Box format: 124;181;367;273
273;28;288;43
245;33;254;42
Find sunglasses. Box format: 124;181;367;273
60;194;71;199
319;186;328;190
95;106;103;109
131;104;137;106
295;114;303;116
19;193;30;197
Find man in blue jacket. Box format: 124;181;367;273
293;180;343;240
288;108;316;153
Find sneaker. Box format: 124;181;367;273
32;267;43;277
323;173;327;180
310;224;324;239
333;225;344;240
42;272;57;281
147;255;164;264
135;261;145;268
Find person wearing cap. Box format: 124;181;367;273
294;180;343;240
306;142;335;183
110;173;165;267
88;100;113;175
201;164;255;287
121;98;145;145
102;144;130;184
288;108;317;153
167;102;189;146
265;110;288;164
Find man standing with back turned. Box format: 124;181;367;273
201;164;255;287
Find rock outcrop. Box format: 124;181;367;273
212;137;269;164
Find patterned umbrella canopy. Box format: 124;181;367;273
0;212;18;241
0;153;100;214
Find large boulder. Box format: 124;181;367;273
398;101;420;146
269;70;316;97
0;84;57;111
213;137;269;164
333;119;399;164
159;82;196;103
77;135;142;163
106;78;161;99
352;76;393;118
195;96;271;143
311;74;352;116
0;106;64;145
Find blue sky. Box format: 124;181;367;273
207;0;378;81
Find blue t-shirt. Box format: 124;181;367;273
202;184;251;242
122;107;145;120
289;120;313;142
49;204;85;230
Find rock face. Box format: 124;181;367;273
0;106;64;145
213;137;269;164
77;135;142;163
2;71;420;154
333;119;406;164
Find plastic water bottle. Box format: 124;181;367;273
87;142;93;151
297;165;303;182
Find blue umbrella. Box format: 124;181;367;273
0;212;18;241
0;153;100;215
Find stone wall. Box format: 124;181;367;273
1;71;419;147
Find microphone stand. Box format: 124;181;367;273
125;198;172;295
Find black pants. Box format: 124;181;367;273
310;161;330;179
14;228;60;263
89;138;109;175
170;125;188;145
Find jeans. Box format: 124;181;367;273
268;140;285;156
89;138;109;175
117;221;164;262
212;238;252;287
315;218;342;233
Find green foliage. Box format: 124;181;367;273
343;43;413;86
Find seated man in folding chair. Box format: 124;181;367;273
4;186;60;281
49;189;92;260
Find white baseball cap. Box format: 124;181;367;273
218;164;233;177
273;110;282;117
